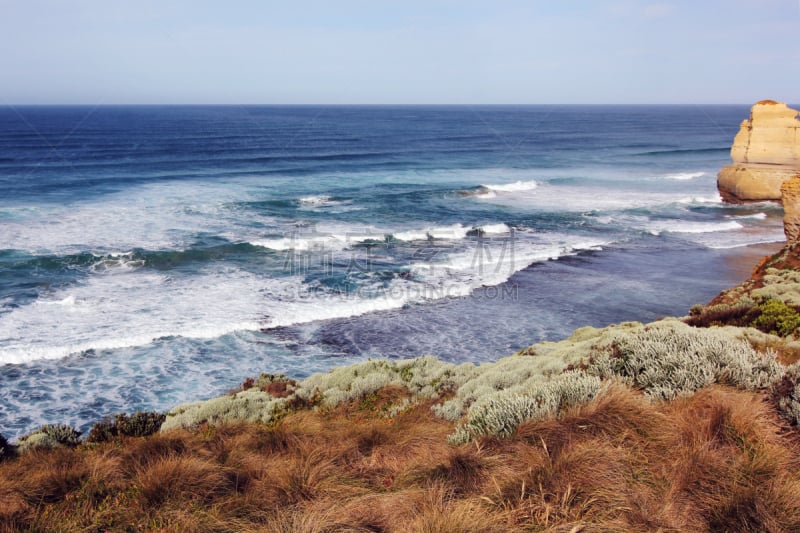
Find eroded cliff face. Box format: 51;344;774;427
705;172;800;308
782;175;800;244
718;100;800;203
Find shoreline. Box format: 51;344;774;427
4;219;800;531
0;238;787;441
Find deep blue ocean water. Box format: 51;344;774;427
0;105;786;438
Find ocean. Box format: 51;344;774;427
0;105;785;439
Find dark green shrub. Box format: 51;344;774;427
41;424;82;446
87;418;117;443
772;367;800;425
0;432;11;461
88;412;166;443
752;299;800;337
116;412;166;437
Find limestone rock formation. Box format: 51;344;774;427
717;100;800;203
781;174;800;244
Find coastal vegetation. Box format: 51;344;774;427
4;312;800;530
5;236;800;531
2;380;800;531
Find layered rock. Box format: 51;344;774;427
782;174;800;244
717;100;800;203
705;172;800;308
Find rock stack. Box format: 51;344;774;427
782;175;800;244
717;100;800;203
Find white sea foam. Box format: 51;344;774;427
473;181;703;212
689;223;786;249
0;181;278;255
679;194;723;204
299;194;330;205
703;236;785;249
660;171;706;181
39;295;78;306
645;220;743;236
392;224;470;242
298;195;343;208
730;212;768;220
409;235;609;298
473;189;497;199
251;236;339;251
0;231;608;365
0;267;271;365
251;227;386;251
482;180;539;192
476;223;512;235
252;222;511;250
89;252;145;274
0;267;416;365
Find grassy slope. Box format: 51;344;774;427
4;246;800;531
3;385;800;532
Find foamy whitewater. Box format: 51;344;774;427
0;105;786;438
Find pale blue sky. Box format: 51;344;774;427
1;0;798;104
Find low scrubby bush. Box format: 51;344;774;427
43;425;82;446
751;268;800;306
156;320;787;443
161;389;289;432
773;363;800;425
88;412;166;443
751;298;800;337
685;301;758;328
447;371;602;444
117;411;166;437
295;356;473;408
17;424;82;453
234;373;297;397
590;321;781;400
0;432;11;461
4;383;800;532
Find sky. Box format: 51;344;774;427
0;0;798;104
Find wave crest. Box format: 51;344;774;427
482;180;539;192
660;172;706;181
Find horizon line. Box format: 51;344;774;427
1;102;766;107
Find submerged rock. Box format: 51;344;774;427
717;100;800;203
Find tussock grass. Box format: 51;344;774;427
3;383;800;532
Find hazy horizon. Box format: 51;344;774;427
1;1;798;105
0;102;781;106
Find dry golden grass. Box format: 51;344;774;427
2;384;800;532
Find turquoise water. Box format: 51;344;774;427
0;105;785;438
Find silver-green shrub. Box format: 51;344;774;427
16;424;82;453
590;321;782;400
294;355;477;408
447;372;602;444
433;322;645;425
752;269;800;306
775;362;800;425
161;389;288;432
432;353;577;422
16;431;58;453
157;319;785;441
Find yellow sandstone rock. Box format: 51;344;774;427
781;174;800;243
717;100;800;203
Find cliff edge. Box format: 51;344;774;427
717;100;800;203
